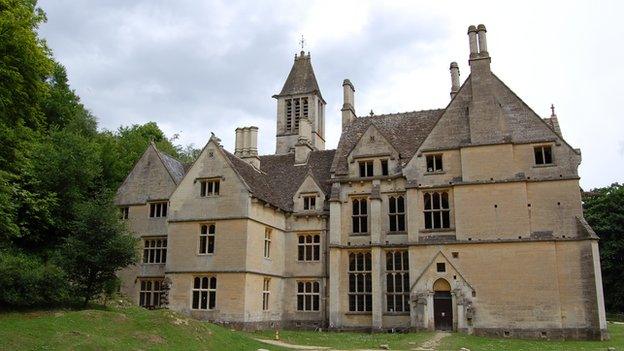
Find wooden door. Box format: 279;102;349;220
434;291;453;330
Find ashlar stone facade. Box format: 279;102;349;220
115;25;607;339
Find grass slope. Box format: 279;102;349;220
0;305;286;351
252;329;434;350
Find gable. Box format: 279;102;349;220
411;251;474;297
115;144;179;205
348;124;399;161
168;140;251;220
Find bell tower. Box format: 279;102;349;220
273;51;326;154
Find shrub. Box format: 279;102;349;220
0;251;69;307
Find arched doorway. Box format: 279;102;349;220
433;278;452;331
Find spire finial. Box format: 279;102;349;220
369;109;374;116
550;104;556;117
299;35;305;50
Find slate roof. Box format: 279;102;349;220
330;109;444;175
223;149;335;211
274;51;323;100
157;149;186;184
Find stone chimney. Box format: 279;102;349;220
450;62;460;98
234;126;260;168
341;79;356;129
466;24;509;144
295;117;313;164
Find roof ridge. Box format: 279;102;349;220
357;108;445;119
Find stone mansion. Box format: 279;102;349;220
115;25;607;339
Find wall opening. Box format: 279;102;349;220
433;278;452;331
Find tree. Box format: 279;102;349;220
58;196;138;306
583;183;624;312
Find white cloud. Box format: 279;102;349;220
38;0;624;189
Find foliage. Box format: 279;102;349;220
57;196;138;306
0;0;199;307
0;251;68;307
583;183;624;312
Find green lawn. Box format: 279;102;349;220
252;328;435;350
439;323;624;351
2;304;623;351
253;324;624;351
0;304;287;351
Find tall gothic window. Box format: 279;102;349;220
388;196;406;232
348;252;372;312
423;192;451;229
352;199;368;234
286;99;293;132
386;251;410;313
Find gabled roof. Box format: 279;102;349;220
331;109;444;175
274;51;323;100
156;148;185;184
223;149;335;211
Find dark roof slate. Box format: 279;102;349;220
157;150;185;184
331;109;444;175
223;149;335;211
276;52;322;99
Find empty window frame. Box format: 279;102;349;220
139;279;163;308
388;196;406;232
262;278;270;310
381;159;389;176
303;195;316;211
199;224;216;254
358;160;374;177
423;192;451;229
352;198;368;234
534;145;553;165
264;228;271;259
120;206;129;219
386;251;410;313
149;202;167;218
200;179;220;196
297;281;320;311
437;262;446;272
426;154;443;172
143;238;167;264
298;234;320;261
191;276;217;310
348;252;372;312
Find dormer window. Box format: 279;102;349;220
200;179;220;197
426;154;443;173
149;202;167;218
303;195;316;211
359;161;374;177
534;145;553;165
381;159;389;176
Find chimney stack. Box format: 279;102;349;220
234;126;260;168
295;117;313;164
477;24;488;55
449;62;460;98
341;79;356;129
468;24;491;74
468;25;478;58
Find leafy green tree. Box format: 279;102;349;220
583;183;624;312
58;196;138;307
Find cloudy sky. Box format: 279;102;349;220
38;0;623;189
